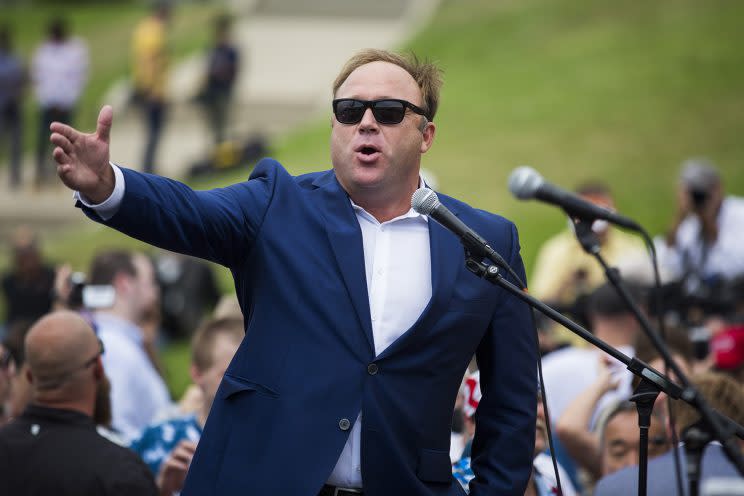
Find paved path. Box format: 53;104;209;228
0;0;440;243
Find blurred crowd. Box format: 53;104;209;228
0;4;241;189
448;157;744;494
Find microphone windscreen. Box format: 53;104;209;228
411;188;439;215
508;166;543;199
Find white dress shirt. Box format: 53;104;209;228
79;166;433;488
326;199;432;488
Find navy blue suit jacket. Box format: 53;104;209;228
82;159;537;495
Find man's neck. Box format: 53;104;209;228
595;329;634;349
346;178;420;223
99;304;138;328
33;397;93;418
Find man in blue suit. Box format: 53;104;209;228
49;49;537;495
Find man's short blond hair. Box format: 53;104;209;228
333;49;443;121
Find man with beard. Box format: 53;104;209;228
0;311;157;495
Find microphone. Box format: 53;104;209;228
508;166;641;231
411;188;516;282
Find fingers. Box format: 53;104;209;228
168;440;197;466
162;455;190;473
50;132;74;155
53;146;72;166
49;121;80;142
174;440;198;456
97;105;114;142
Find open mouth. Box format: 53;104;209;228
355;144;381;162
360;146;377;155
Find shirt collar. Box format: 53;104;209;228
349;176;430;226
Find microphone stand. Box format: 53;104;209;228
682;420;713;496
569;218;744;494
572;219;658;495
461;254;744;496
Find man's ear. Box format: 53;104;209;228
112;272;132;295
190;364;203;386
93;358;104;381
420;120;436;154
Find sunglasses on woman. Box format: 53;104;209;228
332;98;427;125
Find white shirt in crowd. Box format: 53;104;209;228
541;345;635;429
660;196;744;283
94;312;173;443
32;37;89;109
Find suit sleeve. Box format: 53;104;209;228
78;159;280;268
469;222;538;495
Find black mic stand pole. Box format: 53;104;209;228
572;219;659;496
462;255;744;496
570;218;744;493
681;420;713;496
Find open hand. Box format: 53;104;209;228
156;440;197;496
50;105;115;203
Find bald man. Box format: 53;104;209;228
0;311;157;496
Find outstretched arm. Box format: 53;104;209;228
50;105;115;204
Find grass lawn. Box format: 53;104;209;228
4;0;744;397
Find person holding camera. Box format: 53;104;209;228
663;158;744;290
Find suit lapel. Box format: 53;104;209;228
313;173;375;353
376;206;462;360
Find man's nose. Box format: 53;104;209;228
358;108;379;131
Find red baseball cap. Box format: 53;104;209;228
711;325;744;370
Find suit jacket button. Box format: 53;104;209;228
367;363;379;375
339;418;351;431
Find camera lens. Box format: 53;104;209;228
690;189;708;208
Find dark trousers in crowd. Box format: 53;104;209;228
141;99;166;175
203;89;231;145
0;101;22;188
37;106;72;186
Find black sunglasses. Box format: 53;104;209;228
68;338;105;376
332;98;427;125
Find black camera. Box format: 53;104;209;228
68;272;87;309
690;188;709;209
67;272;115;309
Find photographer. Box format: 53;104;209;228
662;158;744;290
